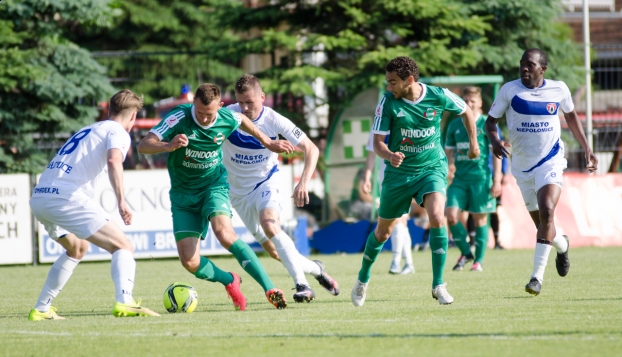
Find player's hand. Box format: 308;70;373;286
362;178;372;194
118;201;132;225
585;150;598;173
467;146;480;160
490;179;502;198
390;151;405;168
168;134;189;152
266;140;295;154
491;139;511;159
292;182;309;207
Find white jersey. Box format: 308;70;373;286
488;79;574;172
33;120;130;199
222;105;306;196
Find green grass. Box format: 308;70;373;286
1;247;621;357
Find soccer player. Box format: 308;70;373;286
222;74;340;303
351;56;480;306
29;89;159;320
138;83;295;310
445;86;502;272
362;133;415;275
485;48;597;295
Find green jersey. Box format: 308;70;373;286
445;114;491;181
372;84;467;175
150;104;242;193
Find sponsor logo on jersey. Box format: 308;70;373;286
546;103;557;114
400;142;435;153
213;133;225;145
231;153;268;165
34;187;60;195
401;137;414;145
184;148;219;159
188;133;197;140
165;114;183;127
397;109;406;117
424;108;437;120
517;121;553;133
400;127;436;138
292;127;303;139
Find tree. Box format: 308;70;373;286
209;0;582;137
0;0;115;174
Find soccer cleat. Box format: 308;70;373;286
525;277;542;296
494;244;505;250
400;265;415;275
28;306;65;321
313;260;340;296
389;262;401;274
266;288;288;309
293;284;315;303
452;254;474;271
112;299;160;317
225;272;247;311
471;262;483;272
432;283;454;305
555;235;570;277
351;279;368;307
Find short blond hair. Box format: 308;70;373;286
109;89;143;116
462;86;482;98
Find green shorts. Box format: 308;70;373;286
378;169;447;220
170;175;232;241
446;177;496;214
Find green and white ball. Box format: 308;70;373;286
163;282;198;313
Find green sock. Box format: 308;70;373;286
358;231;385;283
449;222;472;256
193;256;234;286
430;226;448;288
229;239;275;292
474;224;489;263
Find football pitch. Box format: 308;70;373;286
1;247;621;357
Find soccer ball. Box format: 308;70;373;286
163;282;198;313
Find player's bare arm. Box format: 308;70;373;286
444;148;456;181
362;150;375;194
137;132;188;154
490;154;502;198
373;133;404;168
485;116;511;159
238;113;295;154
460;105;480;159
564;110;598;173
107;148;132;225
291;137;319;207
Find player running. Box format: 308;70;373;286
222;74;340;303
138;83;295;310
445;86;502;272
485;48;597;295
351;56;479;306
29;90;159;320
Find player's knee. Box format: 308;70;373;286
446;215;459;226
428;213;445;227
260;220;280;237
374;230;391;243
180;258;199;273
66;241;88;260
539;205;555;223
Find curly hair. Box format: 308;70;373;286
385;56;419;81
235;73;263;94
195;83;221;105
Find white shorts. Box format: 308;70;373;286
512;155;567;212
229;179;282;245
30;195;110;240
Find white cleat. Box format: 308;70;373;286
351;279;368;306
432;283;454;305
400;265;415;274
389;262;401;274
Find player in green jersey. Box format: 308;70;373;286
445;86;502;272
138;83;295;310
351;57;480;306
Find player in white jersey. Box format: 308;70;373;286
28;90;159;320
362;132;415;275
222;74;340;303
486;49;597;296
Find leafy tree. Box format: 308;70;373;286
0;0;115;173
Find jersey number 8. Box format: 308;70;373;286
58;129;92;156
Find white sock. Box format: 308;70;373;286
298;254;322;277
390;223;405;265
552;233;568;253
531;242;553;282
401;227;414;267
34;253;80;312
111;249;135;304
271;232;308;286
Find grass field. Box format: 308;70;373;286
1;246;621;357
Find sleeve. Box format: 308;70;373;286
559;81;575;113
372;94;392;135
444;120;457;149
149;108;183;141
274;110;306;146
488;83;511;118
107;127;131;160
441;88;467;116
230;111;242;131
365;131;374;152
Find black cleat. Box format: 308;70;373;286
525;277;541;296
452;254;474;271
313;260;340;296
555;235;570;277
293;284;315;303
